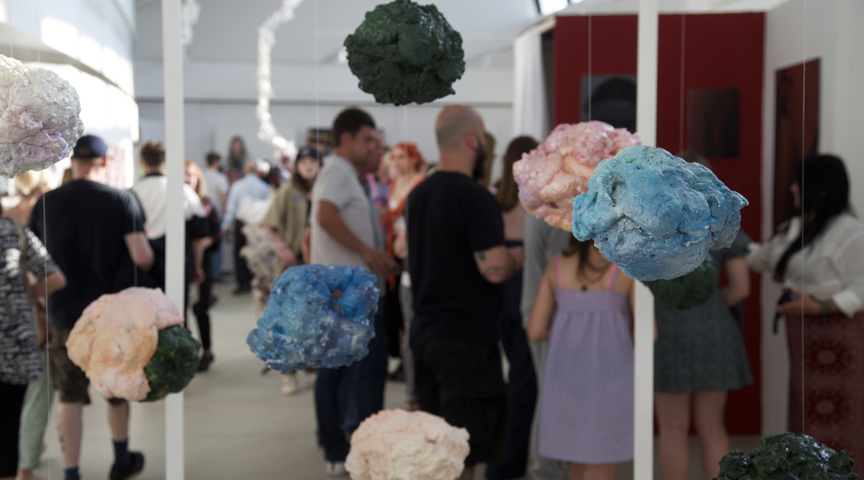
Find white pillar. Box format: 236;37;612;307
161;0;186;478
635;0;659;479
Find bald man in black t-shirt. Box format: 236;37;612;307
407;105;523;480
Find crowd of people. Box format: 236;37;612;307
0;103;862;480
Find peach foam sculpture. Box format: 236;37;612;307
66;287;193;402
345;409;470;480
513;121;640;231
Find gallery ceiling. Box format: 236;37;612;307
133;0;789;69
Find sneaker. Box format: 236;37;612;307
281;373;298;396
325;461;348;477
109;451;145;480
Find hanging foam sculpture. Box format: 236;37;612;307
571;146;748;281
247;264;379;372
0;54;84;178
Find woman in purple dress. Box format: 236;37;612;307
528;237;637;480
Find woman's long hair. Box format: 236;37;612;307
774;154;851;281
563;236;611;285
496;136;538;212
185;160;208;198
292;149;321;194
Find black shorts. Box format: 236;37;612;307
413;339;507;466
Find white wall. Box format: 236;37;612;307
1;0;139;187
138;100;514;174
760;0;863;435
0;0;135;95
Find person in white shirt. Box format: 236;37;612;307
220;159;272;294
203;152;229;217
130;140;211;318
748;154;864;476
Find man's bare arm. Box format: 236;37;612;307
124;232;155;272
317;200;398;276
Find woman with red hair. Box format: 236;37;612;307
383;142;426;408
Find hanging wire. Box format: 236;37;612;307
586;2;592;122
314;0;320;152
799;0;808;436
678;15;686;155
34;0;53;478
8;0;12;58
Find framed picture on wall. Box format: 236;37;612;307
773;58;820;231
579;75;637;133
688;88;741;158
306;128;333;156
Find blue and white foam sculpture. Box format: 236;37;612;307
247;264;379;372
572;146;748;281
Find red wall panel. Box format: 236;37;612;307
554;12;765;434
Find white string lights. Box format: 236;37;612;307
257;0;303;163
181;0;201;51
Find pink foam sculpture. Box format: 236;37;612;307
345;409;470;480
66;287;184;401
513;121;640;231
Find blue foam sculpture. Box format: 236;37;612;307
572;146;748;281
247;264;379;372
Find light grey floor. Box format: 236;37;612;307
30;281;760;480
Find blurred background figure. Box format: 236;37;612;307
262;146;322;395
653;152;753;480
382;142;425;400
4;171;53;225
748;154;864;476
225;136;249;184
485;136;539;480
221;159;272;295
477;131;497;190
3;171;62;480
185;160;221;372
203;152;229;283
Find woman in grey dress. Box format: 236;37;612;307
653;153;753;480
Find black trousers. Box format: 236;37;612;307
414;339;508;467
192;248;215;350
0;381;27;477
233;220;252;290
486;268;538;480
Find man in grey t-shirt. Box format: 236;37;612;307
310;107;397;477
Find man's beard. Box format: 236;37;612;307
471;141;487;181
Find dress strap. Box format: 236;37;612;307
606;264;620;291
555;253;562;289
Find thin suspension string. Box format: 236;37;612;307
314;0;320;152
799;0;808;436
34;0;52;476
678;15;686;155
586;3;592;122
8;0;12;57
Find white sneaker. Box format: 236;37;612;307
325;461;348;477
281;373;298;396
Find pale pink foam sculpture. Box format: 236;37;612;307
513;121;640;231
345;409;470;480
66;287;184;401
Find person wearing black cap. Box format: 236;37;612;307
28;134;154;480
261;146;321;395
